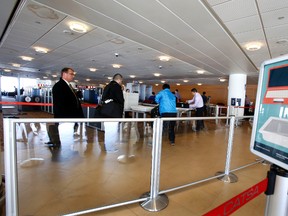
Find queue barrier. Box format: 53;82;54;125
2;102;264;216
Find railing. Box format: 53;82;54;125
2;113;263;216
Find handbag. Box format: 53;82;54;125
101;100;122;118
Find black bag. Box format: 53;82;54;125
151;105;160;118
101;101;122;118
94;105;102;118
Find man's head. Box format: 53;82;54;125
162;83;170;90
113;73;123;85
61;67;75;82
191;88;197;95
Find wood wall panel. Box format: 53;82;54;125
152;84;258;106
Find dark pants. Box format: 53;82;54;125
161;113;177;143
195;107;204;130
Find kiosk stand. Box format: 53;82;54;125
265;164;288;216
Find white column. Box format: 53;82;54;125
227;74;247;116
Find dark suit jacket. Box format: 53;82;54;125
101;80;124;118
52;78;84;118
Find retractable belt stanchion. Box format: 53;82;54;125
265;164;288;216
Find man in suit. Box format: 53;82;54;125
46;67;84;147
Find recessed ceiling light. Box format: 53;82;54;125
107;77;112;80
197;83;202;86
161;80;165;83
245;42;262;51
139;81;143;84
176;83;180;86
196;70;205;74
276;39;288;44
112;64;121;69
219;78;226;82
155;84;159;86
69;22;87;33
154;73;161;77
4;69;11;72
130;75;136;78
20;56;34;61
52;75;57;78
89;68;97;72
12;63;20;67
34;46;49;53
86;78;91;81
159;55;171;62
183;80;189;83
43;76;48;79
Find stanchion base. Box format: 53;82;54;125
117;155;136;164
20;158;44;168
215;171;238;183
139;192;169;212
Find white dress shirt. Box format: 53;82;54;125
187;92;204;108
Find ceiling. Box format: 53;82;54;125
0;0;287;86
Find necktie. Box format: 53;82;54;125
69;84;79;105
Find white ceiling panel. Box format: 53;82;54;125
257;0;288;13
224;15;262;34
0;0;286;85
209;0;257;22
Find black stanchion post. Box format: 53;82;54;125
265;164;288;215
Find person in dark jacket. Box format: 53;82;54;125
101;73;124;152
46;67;84;147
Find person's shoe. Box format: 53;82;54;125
170;141;175;146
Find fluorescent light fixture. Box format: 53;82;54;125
159;55;170;62
197;83;202;86
69;22;88;33
12;63;20;67
139;81;143;84
86;78;91;81
107;77;112;80
130;75;136;78
154;73;161;77
112;64;121;69
161;80;165;83
176;83;180;86
4;69;11;72
52;75;57;78
196;70;205;74
34;46;49;53
245;42;262;51
183;80;189;83
89;68;97;72
219;78;226;82
155;84;159;86
20;56;34;61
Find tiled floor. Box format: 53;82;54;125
3;110;270;216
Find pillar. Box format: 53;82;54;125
227;74;247;116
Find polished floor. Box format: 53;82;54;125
2;109;269;216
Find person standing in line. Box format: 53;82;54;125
174;89;181;102
201;91;208;116
101;73;124;152
187;88;204;131
155;84;177;145
46;67;84;147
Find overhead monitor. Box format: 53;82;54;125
250;54;288;170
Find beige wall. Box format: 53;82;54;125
152;84;258;106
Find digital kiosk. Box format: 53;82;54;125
250;54;288;216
